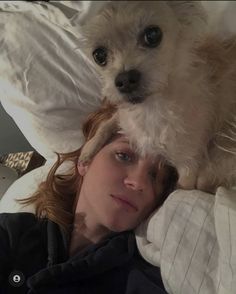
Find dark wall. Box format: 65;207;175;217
0;103;33;156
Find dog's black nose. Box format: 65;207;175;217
115;70;141;93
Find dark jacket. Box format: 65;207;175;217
0;212;167;294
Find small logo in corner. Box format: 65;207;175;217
8;270;25;287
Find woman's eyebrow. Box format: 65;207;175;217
120;138;129;143
114;136;130;144
117;139;131;146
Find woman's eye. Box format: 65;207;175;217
115;152;133;162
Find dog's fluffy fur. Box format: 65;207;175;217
79;1;236;192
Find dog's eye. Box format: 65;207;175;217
141;26;162;48
92;47;107;66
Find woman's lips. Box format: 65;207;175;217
110;194;138;211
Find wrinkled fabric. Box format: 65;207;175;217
0;1;103;160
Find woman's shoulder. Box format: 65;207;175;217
0;212;46;242
0;212;49;261
0;212;38;228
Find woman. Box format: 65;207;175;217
0;102;177;294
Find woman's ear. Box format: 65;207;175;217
77;161;89;176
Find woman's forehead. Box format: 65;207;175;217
108;133;130;145
108;135;157;163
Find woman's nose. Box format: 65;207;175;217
124;167;148;192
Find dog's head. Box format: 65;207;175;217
80;1;207;105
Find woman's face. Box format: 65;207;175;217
77;135;168;233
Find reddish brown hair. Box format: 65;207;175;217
20;101;117;231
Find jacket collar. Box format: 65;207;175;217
28;220;135;290
46;220;69;266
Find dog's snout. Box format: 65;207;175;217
115;70;141;93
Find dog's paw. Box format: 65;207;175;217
79;138;99;163
79;151;92;164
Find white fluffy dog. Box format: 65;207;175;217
79;1;236;192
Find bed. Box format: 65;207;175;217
0;1;236;293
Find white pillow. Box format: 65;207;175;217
0;160;73;213
0;1;105;161
136;187;236;294
0;164;50;213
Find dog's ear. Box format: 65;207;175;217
167;1;207;26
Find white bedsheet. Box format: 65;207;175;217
136;187;236;294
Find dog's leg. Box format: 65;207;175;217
79;113;118;163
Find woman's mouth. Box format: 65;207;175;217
110;194;138;212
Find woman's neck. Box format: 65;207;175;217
69;211;111;257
